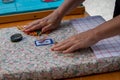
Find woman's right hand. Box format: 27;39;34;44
23;11;62;33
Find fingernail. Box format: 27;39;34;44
23;25;27;28
54;48;60;51
23;30;28;32
24;29;29;32
63;51;68;53
53;48;56;51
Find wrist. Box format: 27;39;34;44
92;28;103;42
54;6;67;18
52;9;63;20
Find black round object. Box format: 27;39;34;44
10;33;23;42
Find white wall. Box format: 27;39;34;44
83;0;116;20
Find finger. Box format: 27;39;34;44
51;39;70;49
25;20;49;32
25;23;43;32
63;44;80;53
24;19;47;31
41;24;52;33
40;21;49;27
52;42;73;51
24;20;40;30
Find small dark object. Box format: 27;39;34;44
10;33;23;42
2;0;14;3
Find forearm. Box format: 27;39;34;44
93;15;120;41
54;0;85;18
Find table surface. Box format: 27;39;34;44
0;12;120;80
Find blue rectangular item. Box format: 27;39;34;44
35;39;54;46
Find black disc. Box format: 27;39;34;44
10;33;23;42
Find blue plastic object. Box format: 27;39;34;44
0;0;64;16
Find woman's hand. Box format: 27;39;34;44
23;11;62;33
51;29;99;53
